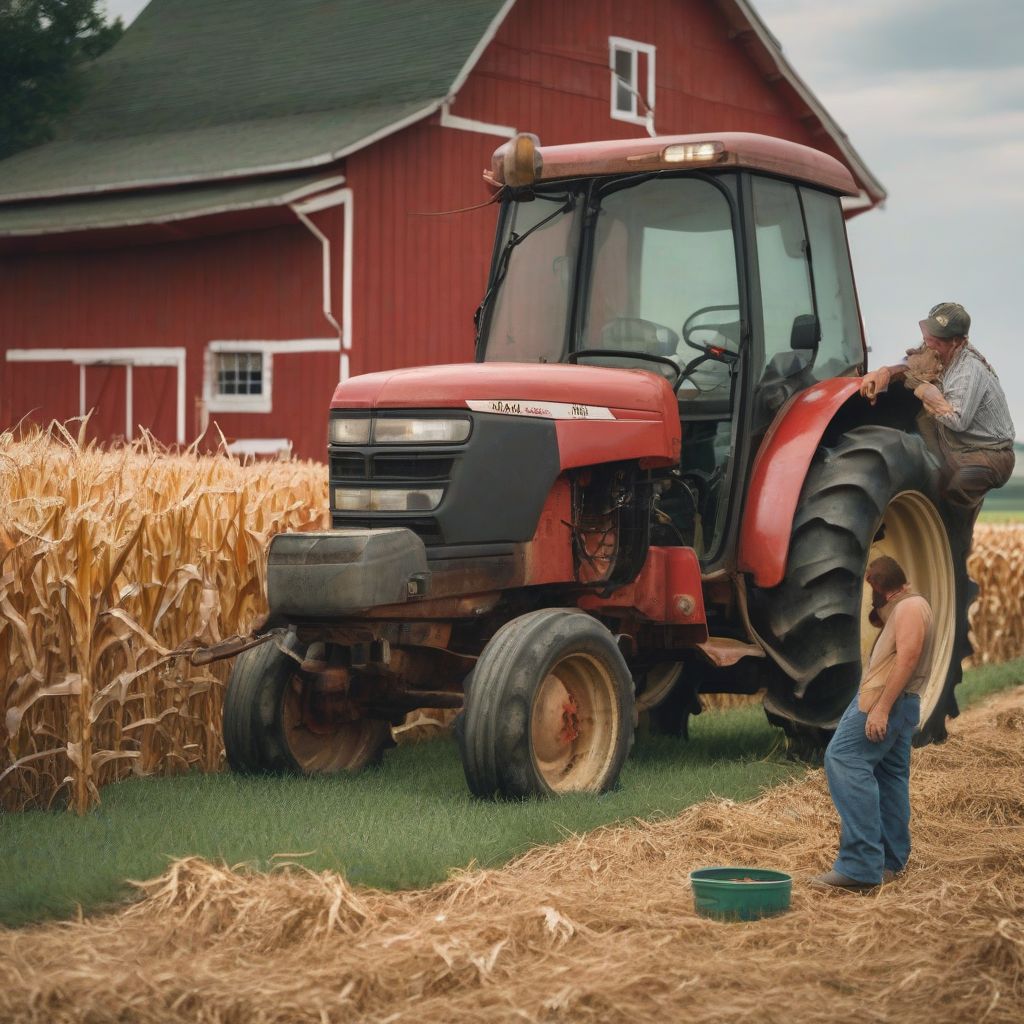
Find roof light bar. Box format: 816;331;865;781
661;141;725;164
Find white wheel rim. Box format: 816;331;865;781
530;652;620;793
863;491;956;730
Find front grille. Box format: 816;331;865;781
371;455;454;480
330;454;366;479
329;436;462;547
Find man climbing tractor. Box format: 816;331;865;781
860;301;1014;529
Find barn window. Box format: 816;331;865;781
216;352;264;396
204;344;273;414
609;37;655;130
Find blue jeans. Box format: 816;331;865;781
824;692;921;884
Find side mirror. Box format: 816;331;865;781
790;313;819;351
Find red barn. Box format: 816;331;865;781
0;0;883;459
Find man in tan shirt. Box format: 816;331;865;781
811;556;933;891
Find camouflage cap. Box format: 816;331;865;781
920;301;971;340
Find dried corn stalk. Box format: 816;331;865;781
968;524;1024;667
0;425;327;812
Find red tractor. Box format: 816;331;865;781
219;132;973;798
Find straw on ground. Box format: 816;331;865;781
1;685;1021;1023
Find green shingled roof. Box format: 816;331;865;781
0;0;507;202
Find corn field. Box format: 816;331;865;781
2;429;1023;813
967;524;1024;665
1;427;327;813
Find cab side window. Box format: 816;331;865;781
800;187;864;379
751;177;814;379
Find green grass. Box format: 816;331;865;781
2;659;1022;928
978;479;1024;521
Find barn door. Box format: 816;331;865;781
83;363;128;444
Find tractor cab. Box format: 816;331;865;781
476;132;865;564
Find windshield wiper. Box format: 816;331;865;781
474;194;576;347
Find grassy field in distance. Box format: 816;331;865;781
978;476;1024;522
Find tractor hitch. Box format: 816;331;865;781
187;627;287;666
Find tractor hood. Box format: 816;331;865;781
331;362;682;468
332;362;676;418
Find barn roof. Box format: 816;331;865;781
0;0;510;202
0;172;344;236
0;0;884;232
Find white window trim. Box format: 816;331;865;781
609;36;656;131
203;338;339;414
225;437;293;458
439;100;516;139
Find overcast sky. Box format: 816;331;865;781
103;0;1024;438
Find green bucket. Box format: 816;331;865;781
690;866;792;921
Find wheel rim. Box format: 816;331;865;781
281;678;388;774
863;491;955;729
530;652;620;793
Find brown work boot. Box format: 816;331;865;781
808;870;879;892
882;868;902;884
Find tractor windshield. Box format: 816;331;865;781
479;176;741;404
478;189;582;364
578;176;740;400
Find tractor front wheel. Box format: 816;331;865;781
223;638;391;775
460;609;635;798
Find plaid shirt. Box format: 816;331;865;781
934;345;1015;449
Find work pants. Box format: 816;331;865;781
917;414;1015;520
824;693;921;885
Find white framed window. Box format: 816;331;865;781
217;351;264;397
609;36;656;130
203;337;341;415
204;342;274;413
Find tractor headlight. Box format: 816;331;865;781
373;417;471;444
333;487;444;512
329;416;372;445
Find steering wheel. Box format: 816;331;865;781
571;348;732;395
682;304;742;356
569;348;683;385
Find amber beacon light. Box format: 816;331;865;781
494;132;543;187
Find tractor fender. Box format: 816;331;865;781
737;377;864;588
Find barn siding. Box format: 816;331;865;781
1;218;343;459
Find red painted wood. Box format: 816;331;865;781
0;221;338;459
737;377;864;588
133;365;177;444
3;361;80;437
84;364;127;444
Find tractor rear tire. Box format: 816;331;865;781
750;425;974;748
460;609;635;799
223;638;390;775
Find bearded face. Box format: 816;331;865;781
868;581;888;628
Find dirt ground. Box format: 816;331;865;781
2;688;1022;1024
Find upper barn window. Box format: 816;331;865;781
609;37;655;129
